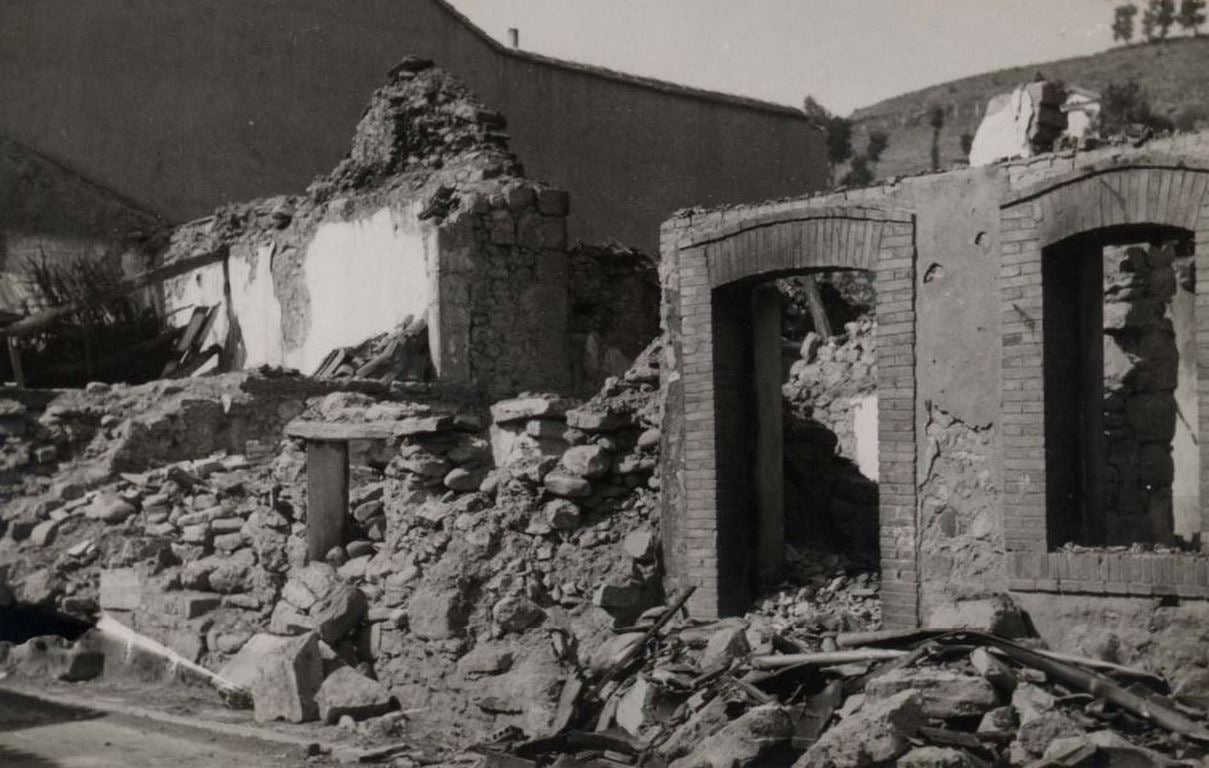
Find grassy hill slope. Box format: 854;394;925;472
850;37;1209;179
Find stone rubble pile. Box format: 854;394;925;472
782;314;880;564
481;615;1209;768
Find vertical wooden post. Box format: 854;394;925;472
7;337;24;388
752;285;785;591
306;440;349;561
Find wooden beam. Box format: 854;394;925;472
0;248;228;339
799;275;832;338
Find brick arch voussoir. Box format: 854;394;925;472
1003;166;1209;249
703;213;903;289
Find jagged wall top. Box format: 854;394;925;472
327;56;521;192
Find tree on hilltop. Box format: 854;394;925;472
1114;3;1139;42
1178;0;1206;34
1143;0;1176;40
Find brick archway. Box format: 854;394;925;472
661;204;918;621
999;163;1209;562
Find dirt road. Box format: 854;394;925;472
0;687;313;767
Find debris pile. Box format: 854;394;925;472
481;619;1209;768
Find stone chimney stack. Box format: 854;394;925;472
508;28;519;49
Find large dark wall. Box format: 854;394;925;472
0;0;826;253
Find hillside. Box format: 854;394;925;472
849;36;1209;179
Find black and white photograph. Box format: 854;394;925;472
1;1;1209;765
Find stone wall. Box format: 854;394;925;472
1101;242;1182;545
159;60;637;400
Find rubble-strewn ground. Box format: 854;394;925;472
4;335;1207;767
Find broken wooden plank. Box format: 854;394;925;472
799;275;832;337
750;648;906;669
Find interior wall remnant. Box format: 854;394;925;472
1101;242;1181;546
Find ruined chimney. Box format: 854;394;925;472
508;28;519;49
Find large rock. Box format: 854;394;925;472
670;705;794;768
85;492;136;523
250;632;323;723
312;583;368;644
490;396;574;424
898;746;977;767
658;696;730;760
793;690;925;768
4;635;103;682
700;623;751;670
1043;730;1170;766
561;445;611;479
865;668;998;719
543;471;591;498
315;666;395;724
407;586;468;640
492;595;545;633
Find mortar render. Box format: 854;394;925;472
287;206;430;374
164;204;432;375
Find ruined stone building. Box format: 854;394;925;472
0;0;824;263
659;132;1209;674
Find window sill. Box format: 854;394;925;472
1007;549;1209;598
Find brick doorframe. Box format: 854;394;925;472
1000;161;1209;569
661;204;918;622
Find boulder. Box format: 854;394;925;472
700;624;751;670
543;471;591;498
565;408;628;432
670;705;794;768
29;519;63;547
898;746;976;767
490;396;574;424
85;492;136;523
1014;710;1084;758
543;499;581;530
865;668;998;719
250;632;323;723
492;595;545;633
970;647;1016;693
658;696;730;760
457;645;514;677
312;583;368;644
793;690;925;768
443;467;487;492
561;445;611;479
315;666;396;724
407;586;468;640
623;529;657;562
4;635;103;682
588;632;645;675
1043;730;1170;766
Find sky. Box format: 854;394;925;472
445;0;1117;115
